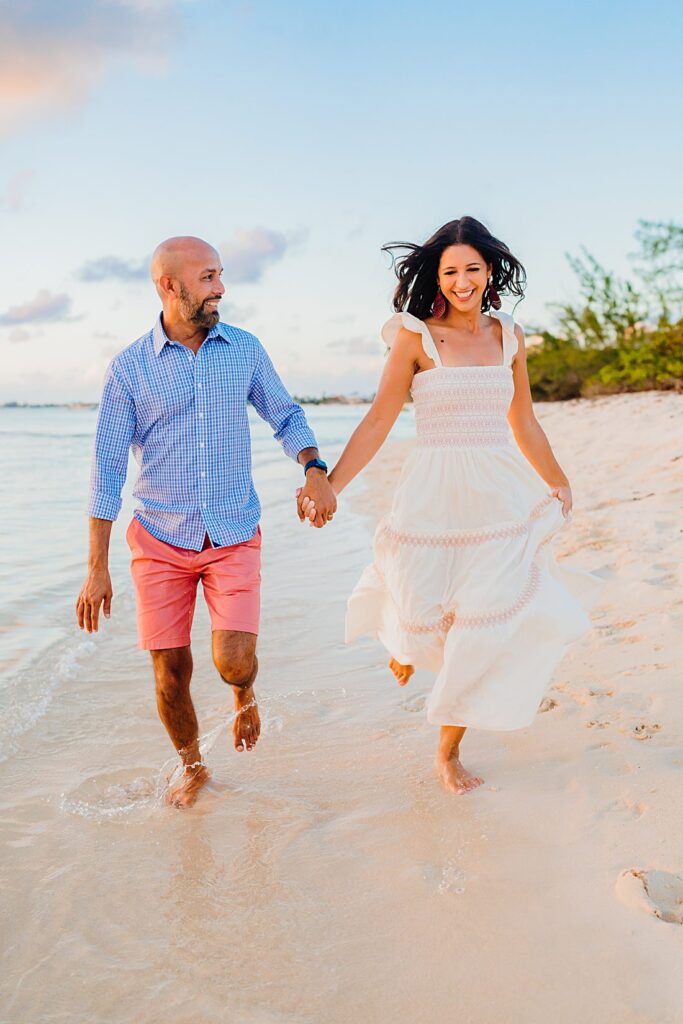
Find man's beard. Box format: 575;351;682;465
178;284;220;328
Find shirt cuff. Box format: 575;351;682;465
283;426;318;462
87;492;122;520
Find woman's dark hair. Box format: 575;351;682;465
382;216;526;317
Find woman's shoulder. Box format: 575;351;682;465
381;310;425;348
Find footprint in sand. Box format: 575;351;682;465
620;722;662;741
616;869;683;924
553;682;613;707
608;798;647;821
538;697;558;713
586;719;610;729
400;693;427;713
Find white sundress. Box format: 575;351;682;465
345;310;602;731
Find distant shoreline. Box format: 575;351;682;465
0;397;375;410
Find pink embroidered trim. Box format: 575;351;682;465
411;366;512;385
398;563;542;634
416;432;511;448
377;497;553;549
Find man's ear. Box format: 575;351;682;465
159;275;179;301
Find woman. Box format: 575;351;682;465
300;217;600;794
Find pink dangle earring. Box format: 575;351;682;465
432;288;447;318
487;279;502;310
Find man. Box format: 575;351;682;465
76;236;336;808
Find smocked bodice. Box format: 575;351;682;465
410;366;514;448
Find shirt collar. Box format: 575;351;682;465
152;314;231;356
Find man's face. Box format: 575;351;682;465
176;252;224;328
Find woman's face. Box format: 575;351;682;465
437;244;490;313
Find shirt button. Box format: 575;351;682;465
201;471;206;477
203;503;207;509
199;442;204;448
198;412;204;418
197;383;202;389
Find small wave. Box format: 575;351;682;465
61;767;163;823
0;430;94;439
0;632;98;762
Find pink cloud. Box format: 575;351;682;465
0;1;179;135
0;290;73;325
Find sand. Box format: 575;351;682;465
1;391;682;1024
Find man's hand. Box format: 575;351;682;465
76;568;113;633
296;470;337;528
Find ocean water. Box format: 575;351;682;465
0;404;415;760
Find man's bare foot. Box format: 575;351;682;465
166;763;210;809
435;757;484;795
389;658;414;686
233;685;261;751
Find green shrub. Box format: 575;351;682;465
527;221;683;400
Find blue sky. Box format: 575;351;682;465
1;0;681;401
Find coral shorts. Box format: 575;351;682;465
126;517;261;650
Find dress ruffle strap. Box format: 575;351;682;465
490;310;518;366
381;312;443;367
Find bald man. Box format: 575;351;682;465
77;236;336;808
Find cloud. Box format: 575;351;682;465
1;169;34;211
327;335;382;356
219;227;299;284
0;290;74;325
0;1;179;136
78;255;149;282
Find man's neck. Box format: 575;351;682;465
161;311;209;353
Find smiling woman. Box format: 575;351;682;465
383;216;527;320
311;214;602;798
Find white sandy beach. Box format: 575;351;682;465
1;391;682;1024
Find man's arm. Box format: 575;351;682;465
76;518;114;633
76;362;135;632
248;342;336;526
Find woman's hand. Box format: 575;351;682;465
550;484;573;520
295;487;318;526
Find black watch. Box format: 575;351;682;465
304;457;328;475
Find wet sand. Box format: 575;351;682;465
2;392;682;1023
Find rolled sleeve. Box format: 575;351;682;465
87;360;136;520
248;341;317;460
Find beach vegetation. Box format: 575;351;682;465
527;220;683;400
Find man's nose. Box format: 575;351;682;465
216;280;225;296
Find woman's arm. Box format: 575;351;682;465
507;325;573;517
327;328;422;495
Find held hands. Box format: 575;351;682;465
551;484;573;520
76;568;113;633
296;469;337;528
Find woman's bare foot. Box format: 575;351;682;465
389;658;414;686
233;685;261;751
435;756;484;795
166;763;210;808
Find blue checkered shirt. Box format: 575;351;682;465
88;316;317;550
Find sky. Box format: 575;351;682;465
1;0;682;402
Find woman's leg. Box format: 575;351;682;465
435;725;485;795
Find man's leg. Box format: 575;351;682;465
151;645;209;807
211;630;261;752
